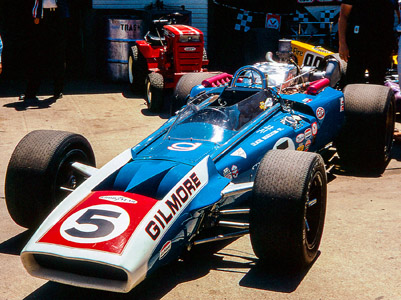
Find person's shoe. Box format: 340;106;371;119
394;130;401;144
19;94;38;101
53;93;63;99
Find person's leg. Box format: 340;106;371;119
345;51;367;84
368;50;391;85
51;14;68;97
346;58;366;84
24;23;43;98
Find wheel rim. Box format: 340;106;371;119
146;78;152;108
53;149;91;206
384;98;395;163
128;55;134;84
305;171;324;249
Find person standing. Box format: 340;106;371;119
338;0;398;85
20;0;70;101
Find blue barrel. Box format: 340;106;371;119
106;17;143;82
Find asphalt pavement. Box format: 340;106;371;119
0;78;401;300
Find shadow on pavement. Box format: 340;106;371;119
0;230;33;256
239;252;320;293
22;240;313;299
0;78;138;98
3;97;58;110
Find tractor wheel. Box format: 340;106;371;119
336;84;395;174
5;130;95;229
249;150;327;273
146;72;164;112
172;72;220;114
128;45;148;93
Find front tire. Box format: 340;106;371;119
5;130;95;229
128;45;148;93
249;150;327;272
145;72;164;112
336;84;395;174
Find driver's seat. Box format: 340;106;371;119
145;20;168;46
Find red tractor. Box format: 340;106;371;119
128;14;213;112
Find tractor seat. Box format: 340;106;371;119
144;32;165;46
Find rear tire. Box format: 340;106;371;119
250;150;327;272
172;72;220;114
5;130;95;229
128;45;148;93
146;72;164;112
336;84;395;174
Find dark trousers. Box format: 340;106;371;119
25;9;68;97
346;48;392;85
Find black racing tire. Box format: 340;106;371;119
145;72;164;112
335;84;395;174
128;45;148;93
5;130;96;229
249;150;327;273
172;72;221;114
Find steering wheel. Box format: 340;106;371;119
230;66;268;89
188;107;229;124
203;107;229;119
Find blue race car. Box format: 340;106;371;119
4;53;395;293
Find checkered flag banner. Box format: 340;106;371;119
320;10;337;29
293;11;309;23
235;9;253;32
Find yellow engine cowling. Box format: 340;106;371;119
291;40;334;68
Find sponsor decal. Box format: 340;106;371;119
340;97;345;112
159;240;172;260
256;125;274;134
303;98;313;103
292;47;304;57
231;147;247;159
99;195;137;204
305;139;312;151
273;137;295;150
251;128;284;147
296;133;305;143
297;144;305;151
231;165;239;178
184;47;196;52
304;128;312;140
145;171;203;241
312;46;331;54
168;142;201;151
316;107;325;120
312;122;318;136
223;167;232;179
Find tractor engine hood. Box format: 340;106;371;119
20;156;227;293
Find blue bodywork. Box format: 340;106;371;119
102;66;345;276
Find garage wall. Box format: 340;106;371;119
92;0;208;47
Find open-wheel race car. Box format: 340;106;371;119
4;43;395;293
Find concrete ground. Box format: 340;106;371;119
0;79;401;300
